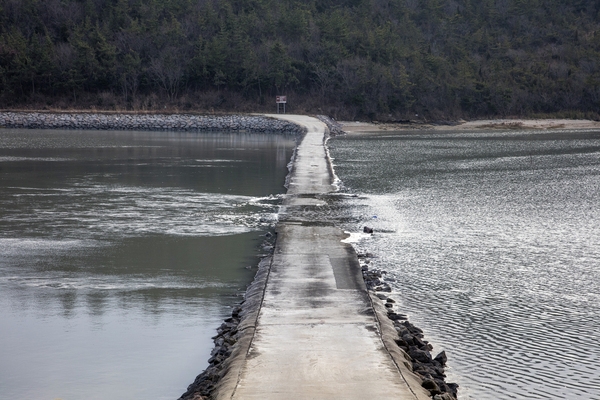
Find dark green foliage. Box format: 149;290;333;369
1;0;599;119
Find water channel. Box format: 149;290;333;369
0;129;296;400
329;129;600;399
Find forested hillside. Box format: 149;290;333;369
1;0;600;120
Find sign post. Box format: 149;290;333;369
276;95;287;114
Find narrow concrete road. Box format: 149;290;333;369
218;115;430;400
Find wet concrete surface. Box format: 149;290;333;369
215;115;430;400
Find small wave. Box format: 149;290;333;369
3;275;227;291
250;194;285;202
1;184;281;238
0;156;72;162
0;238;95;256
194;159;242;163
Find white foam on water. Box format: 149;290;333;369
8;276;226;291
194;159;242;163
341;231;371;244
0;156;72;162
0;238;95;255
2;184;281;238
324;137;343;191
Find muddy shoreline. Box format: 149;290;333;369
340;118;600;133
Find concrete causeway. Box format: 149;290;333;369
214;115;430;400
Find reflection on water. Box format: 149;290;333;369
330;130;600;400
0;129;296;400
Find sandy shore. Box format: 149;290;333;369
340;119;600;132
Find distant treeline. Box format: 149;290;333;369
1;0;600;120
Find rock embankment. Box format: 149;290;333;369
316;114;345;136
182;246;459;400
360;255;459;400
179;233;278;400
0;112;305;134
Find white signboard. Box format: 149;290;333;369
276;95;287;104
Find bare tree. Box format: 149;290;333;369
149;46;185;101
311;63;336;101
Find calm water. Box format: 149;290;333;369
0;129;296;400
329;129;600;400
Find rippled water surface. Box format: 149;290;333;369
0;129;295;400
329;130;600;400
